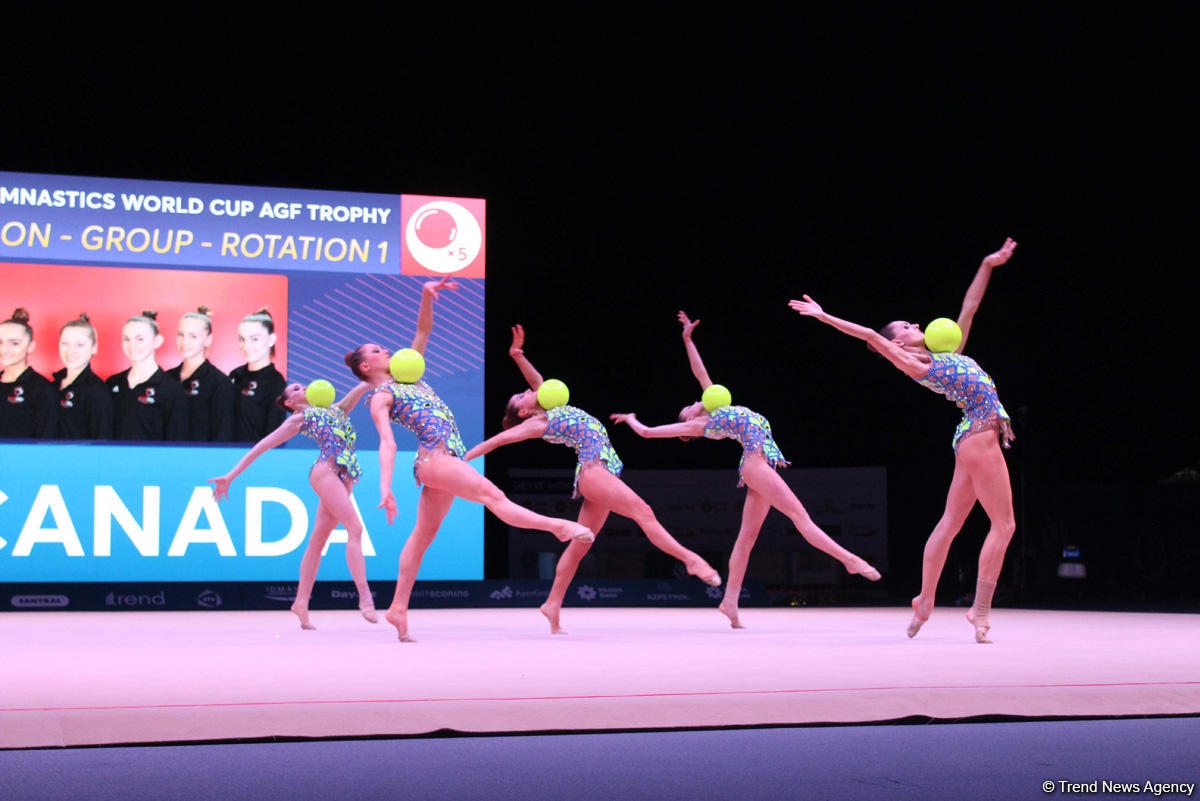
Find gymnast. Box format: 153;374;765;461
611;311;881;629
463;323;721;634
789;236;1018;643
168;305;234;442
54;313;113;439
0;308;58;439
230;307;287;442
105;310;186;441
210;379;376;630
345;278;595;641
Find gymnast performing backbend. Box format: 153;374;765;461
345;277;595;642
789;237;1018;643
611;311;882;629
463;323;721;634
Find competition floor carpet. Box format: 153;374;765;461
3;606;1198;749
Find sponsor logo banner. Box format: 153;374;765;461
0;580;767;610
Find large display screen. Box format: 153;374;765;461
0;171;487;585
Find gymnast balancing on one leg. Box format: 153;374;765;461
611;311;881;629
209;379;376;630
789;236;1018;643
463;323;721;635
345;278;595;642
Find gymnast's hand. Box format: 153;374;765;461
981;237;1018;269
678;311;700;339
609;412;644;434
788;295;824;317
208;476;232;501
379;490;398;525
509;324;526;359
423;276;460;300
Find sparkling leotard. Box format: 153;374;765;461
702;404;790;487
541;404;624;498
915;351;1013;451
371;380;466;479
300;406;362;482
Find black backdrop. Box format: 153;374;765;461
4;7;1195;607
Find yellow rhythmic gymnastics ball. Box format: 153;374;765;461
702;384;732;413
924;318;963;353
389;348;426;383
305;379;335;407
537;378;570;410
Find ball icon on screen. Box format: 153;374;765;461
414;207;457;249
389;348;426;383
404;199;483;274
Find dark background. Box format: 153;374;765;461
4;9;1195;608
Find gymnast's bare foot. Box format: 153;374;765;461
360;604;379;624
966;607;992;644
557;523;595;544
291;603;316;630
907;596;932;638
718;599;744;629
540;602;567;635
844;557;882;582
385;607;416;642
686;557;722;587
